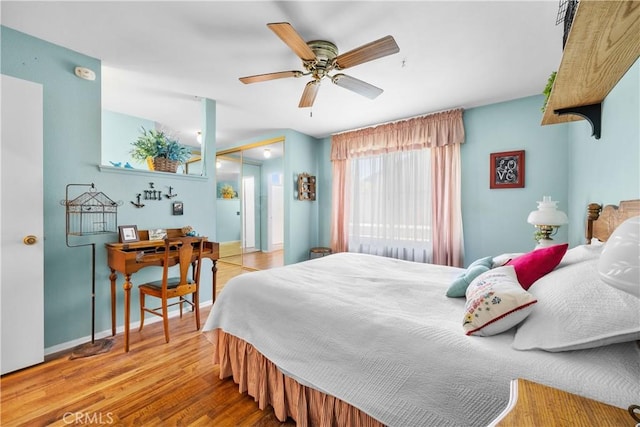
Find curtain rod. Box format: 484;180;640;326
331;106;464;137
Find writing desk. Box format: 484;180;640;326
105;229;219;352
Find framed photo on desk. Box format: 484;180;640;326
118;225;139;243
148;228;167;240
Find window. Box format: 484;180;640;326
348;149;432;263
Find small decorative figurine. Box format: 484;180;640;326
181;225;196;236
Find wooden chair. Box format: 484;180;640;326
138;236;204;343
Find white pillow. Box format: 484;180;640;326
512;258;640;352
463;266;537;337
557;243;603;268
597;216;640;297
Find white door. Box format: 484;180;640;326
242;176;255;250
0;74;44;374
269;183;284;249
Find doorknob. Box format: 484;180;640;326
23;235;38;245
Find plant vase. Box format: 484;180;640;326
153;157;179;173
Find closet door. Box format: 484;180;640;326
1;74;44;374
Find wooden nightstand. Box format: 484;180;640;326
490;378;636;426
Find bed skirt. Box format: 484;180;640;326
209;328;385;427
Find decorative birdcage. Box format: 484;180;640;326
61;183;120;358
64;185;118;236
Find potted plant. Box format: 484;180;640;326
541;71;557;113
130;127;192;173
220;184;235;199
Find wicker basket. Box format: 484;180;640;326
153;157;179;173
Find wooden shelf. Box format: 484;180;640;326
541;0;640;136
297;173;316;201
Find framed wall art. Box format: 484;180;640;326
172;201;184;215
118;225;139;243
490;150;525;189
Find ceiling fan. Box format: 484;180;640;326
239;22;400;108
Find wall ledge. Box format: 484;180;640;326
98;164;208;181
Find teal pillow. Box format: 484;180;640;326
446;256;493;297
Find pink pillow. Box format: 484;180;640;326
506;243;568;289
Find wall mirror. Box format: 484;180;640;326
216;139;284;271
101;109;204;176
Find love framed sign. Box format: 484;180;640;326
490;150;525;189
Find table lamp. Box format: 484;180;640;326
527;196;568;248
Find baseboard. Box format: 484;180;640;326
44;299;213;356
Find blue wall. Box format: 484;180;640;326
101;110;155;168
223;130;322;265
462;95;569;263
2;26;217;350
566;59;640;244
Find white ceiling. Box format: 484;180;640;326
1;1;564;149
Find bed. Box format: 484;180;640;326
203;200;640;426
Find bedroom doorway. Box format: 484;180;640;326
216;138;284;271
1;74;45;374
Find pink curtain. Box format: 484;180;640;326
330;109;465;266
431;143;464;267
330;159;351;253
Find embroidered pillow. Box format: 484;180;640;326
463;266;537;337
505;243;568;290
446;256;493;297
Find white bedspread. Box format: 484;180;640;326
203;252;640;427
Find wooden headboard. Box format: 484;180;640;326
586;199;640;243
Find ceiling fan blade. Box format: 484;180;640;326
332;74;383;99
267;22;316;62
299;80;320;108
335;35;400;69
239;71;303;84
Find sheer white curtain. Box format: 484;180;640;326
331;108;465;266
348;149;432;262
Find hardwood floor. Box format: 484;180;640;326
219;249;284;272
0;261;295;427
